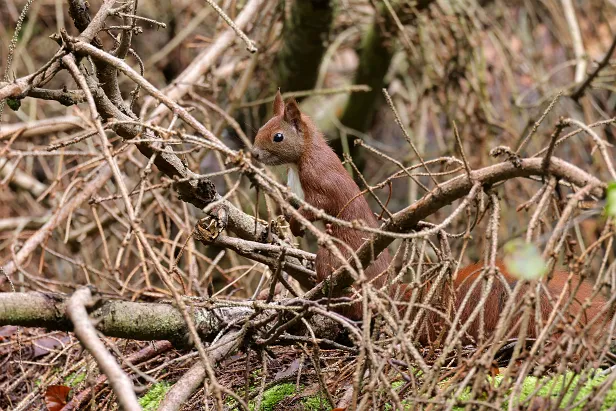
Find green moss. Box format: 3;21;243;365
65;372;86;387
258;383;298;411
302;394;332;410
391;381;404;390
514;372;616;409
383;400;413;410
381;381;413;410
6;98;21;111
226;383;300;411
449;370;616;410
139;382;172;411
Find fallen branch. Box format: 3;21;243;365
158;330;246;411
66;287;141;411
0;291;252;343
328;156;606;293
0;115;83;139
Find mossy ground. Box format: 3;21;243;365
451;370;616;410
139;382;172;411
379;370;616;410
64;371;86;387
258;383;297;411
225;382;332;411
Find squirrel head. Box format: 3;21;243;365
251;90;306;166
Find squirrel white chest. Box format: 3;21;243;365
287;165;304;201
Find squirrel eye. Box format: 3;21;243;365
273;132;284;142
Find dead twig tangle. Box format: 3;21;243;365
0;0;615;410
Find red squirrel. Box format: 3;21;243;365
252;90;391;318
251;91;609;342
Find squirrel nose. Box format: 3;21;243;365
251;148;261;161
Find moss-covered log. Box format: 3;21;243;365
0;291;250;344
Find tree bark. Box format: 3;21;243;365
275;0;335;95
0;291;252;345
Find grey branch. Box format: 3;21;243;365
0;291;252;343
158;330;245;411
330;156;606;293
66;287;141;411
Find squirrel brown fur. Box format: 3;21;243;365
252;90;391;319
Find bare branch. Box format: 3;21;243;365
1;165;112;281
345;157;606;291
66;287;141;411
146;0;266;121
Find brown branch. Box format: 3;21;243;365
1;165;113;283
327;157;606;293
66;287;141;411
209;235;316;289
0;115;84;139
0;157;48;198
0;0;116;100
63;33;230;152
26;87;86;106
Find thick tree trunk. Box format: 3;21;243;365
275;0;335;94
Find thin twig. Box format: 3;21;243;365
561;0;587;83
382;89;440;188
66;287;141;411
571;33;616;101
204;0;257;53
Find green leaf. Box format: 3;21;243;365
503;239;547;280
606;181;616;217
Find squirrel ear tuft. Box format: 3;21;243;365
284;98;302;130
273;89;284;116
